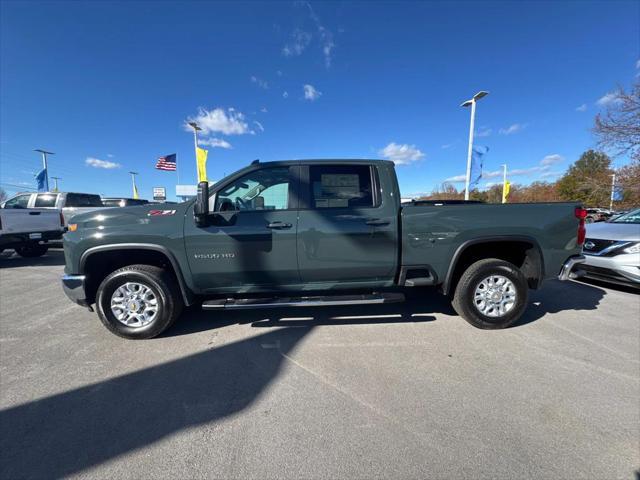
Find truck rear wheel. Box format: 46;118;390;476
95;264;183;339
15;243;48;258
452;258;528;329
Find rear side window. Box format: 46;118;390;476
34;194;58;207
309;165;374;209
65;193;103;207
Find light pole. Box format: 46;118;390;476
51;176;61;192
501;164;507;204
34;149;54;192
461;91;489;200
188;121;202;181
129;171;139;199
609;173;616;211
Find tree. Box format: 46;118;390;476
0;188;6;203
556;150;613;206
594;82;640;161
614;159;640;209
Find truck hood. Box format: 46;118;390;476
70;202;190;229
585;222;640;241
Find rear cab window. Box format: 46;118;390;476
308;164;376;209
64;194;103;207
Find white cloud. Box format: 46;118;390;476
106;153;115;158
378;142;425;165
636;59;640;69
540;154;564;166
85;157;121;169
475;126;492;137
198;138;232;149
276;70;283;76
260;106;268;113
499;123;527;135
186;107;250;135
576;104;587;112
306;2;335;68
282;29;312;57
444;174;467;183
253;120;264;132
441;143;453;149
597;91;622;107
540;170;562;179
303;84;322;101
282;91;289;98
250;76;269;89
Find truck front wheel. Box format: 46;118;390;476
452;258;529;329
95;264;183;339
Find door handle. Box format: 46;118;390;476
28;211;41;215
266;221;292;229
365;218;389;226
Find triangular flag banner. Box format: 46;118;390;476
196;147;208;182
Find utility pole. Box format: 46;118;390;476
129;171;139;199
609;173;616;211
50;176;61;192
34;149;54;191
460;91;489;200
501;164;508;204
188;121;202;181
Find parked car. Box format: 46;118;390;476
61;159;585;339
580;208;640;288
0;205;65;257
585;208;609;223
102;197;149;208
2;192;106;226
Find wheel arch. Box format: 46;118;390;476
442;236;545;296
80;243;194;306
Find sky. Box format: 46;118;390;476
1;0;638;200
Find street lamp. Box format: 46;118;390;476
461;91;489;200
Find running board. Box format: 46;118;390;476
202;292;405;310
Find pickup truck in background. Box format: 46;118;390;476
61;159;586;339
2;191;106;226
0;207;64;257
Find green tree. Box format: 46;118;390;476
556;150;613;206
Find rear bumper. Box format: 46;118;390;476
61;274;90;308
0;230;63;249
558;255;586;281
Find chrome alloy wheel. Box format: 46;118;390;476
110;282;158;327
473;275;517;318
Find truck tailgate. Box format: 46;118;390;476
1;208;62;235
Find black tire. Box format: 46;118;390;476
15;243;48;258
95;264;184;339
452;258;529;329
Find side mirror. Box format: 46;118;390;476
194;181;209;226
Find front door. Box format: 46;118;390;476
184;165;300;293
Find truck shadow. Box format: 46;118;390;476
0;327;311;479
0;248;66;268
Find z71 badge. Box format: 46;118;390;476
147;209;176;216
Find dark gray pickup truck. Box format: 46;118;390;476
62;159;586;339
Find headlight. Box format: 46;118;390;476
68;223;78;232
623;242;640;254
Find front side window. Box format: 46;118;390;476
215;167;290;212
35;193;58;207
309;165;374;209
3;194;31;209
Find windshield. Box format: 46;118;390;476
611;209;640;224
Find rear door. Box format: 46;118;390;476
183;165;301;292
296;163;398;285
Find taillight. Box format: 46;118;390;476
575;207;586;246
59;212;65;227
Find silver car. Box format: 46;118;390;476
580;208;640;288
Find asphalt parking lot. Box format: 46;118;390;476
0;249;638;479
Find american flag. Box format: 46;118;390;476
156;154;177;171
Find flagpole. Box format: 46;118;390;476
129;171;139;199
460;91;489;201
501;164;507;204
34;149;54;192
609;173;616;211
188;122;202;182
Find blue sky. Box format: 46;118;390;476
1;0;638;200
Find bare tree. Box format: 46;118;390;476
0;188;7;203
594;82;640;161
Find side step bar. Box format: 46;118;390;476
202;292;405;310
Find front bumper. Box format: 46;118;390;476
558;255;586;281
581;252;640;287
61;274;91;308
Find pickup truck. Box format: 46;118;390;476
61;159;586;339
1;206;65;257
2;191;106;226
